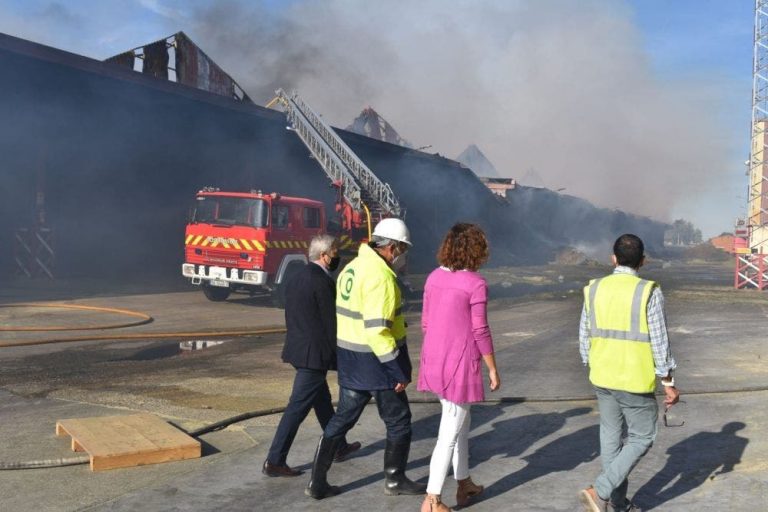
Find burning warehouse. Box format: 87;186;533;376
0;31;666;282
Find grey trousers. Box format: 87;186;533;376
594;386;658;505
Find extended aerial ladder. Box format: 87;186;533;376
266;89;402;237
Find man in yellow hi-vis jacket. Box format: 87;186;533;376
579;234;680;512
306;218;427;500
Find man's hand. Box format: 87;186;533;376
663;386;680;408
489;370;501;391
394;381;409;393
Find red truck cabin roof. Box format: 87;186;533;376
197;191;323;208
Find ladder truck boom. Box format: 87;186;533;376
268;89;402;219
182;90;407;305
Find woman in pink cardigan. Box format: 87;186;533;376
418;223;500;512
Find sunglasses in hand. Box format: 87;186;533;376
663;400;686;428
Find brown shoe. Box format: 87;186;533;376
262;460;303;477
579;486;608;512
334;441;361;462
456;477;484;507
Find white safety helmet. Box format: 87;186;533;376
372;218;412;246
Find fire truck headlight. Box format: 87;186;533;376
182;264;195;277
243;271;260;283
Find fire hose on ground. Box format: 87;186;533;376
4;387;768;470
0;302;289;468
0;303;287;347
2;304;768;469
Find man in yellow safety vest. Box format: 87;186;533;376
305;218;426;500
579;234;679;512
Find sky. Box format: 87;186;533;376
0;0;756;237
630;0;753;235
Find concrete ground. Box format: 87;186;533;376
1;261;767;511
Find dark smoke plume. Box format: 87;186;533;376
159;0;729;222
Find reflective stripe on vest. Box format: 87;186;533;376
585;274;656;393
336;336;407;362
588;277;651;343
335;244;407;363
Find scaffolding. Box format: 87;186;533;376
14;227;54;279
748;1;768;252
737;1;768;288
735;253;768;290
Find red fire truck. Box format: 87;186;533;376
182;188;329;304
182;89;403;305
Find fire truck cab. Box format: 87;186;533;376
182;188;326;305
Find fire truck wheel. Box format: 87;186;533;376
202;284;231;302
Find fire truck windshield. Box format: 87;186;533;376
192;196;268;228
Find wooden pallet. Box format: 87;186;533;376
56;413;201;471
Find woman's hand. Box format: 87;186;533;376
488;369;501;391
482;353;500;391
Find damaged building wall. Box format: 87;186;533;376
104;32;251;103
0;32;665;280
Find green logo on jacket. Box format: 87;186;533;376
340;268;355;301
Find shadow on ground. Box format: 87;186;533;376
326;404;597;497
636;422;748;510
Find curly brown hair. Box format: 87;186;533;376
437;223;489;271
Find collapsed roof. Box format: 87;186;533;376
346;107;412;148
105;32;253;103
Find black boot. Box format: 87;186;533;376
305;436;343;500
383;437;427;496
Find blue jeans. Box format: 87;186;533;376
324;387;412;444
594;386;658;505
267;368;343;466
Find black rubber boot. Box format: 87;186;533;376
383;438;427;496
305;436;343;500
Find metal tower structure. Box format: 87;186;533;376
749;0;768;251
736;0;768;289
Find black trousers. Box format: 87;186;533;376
324;386;412;444
266;368;345;465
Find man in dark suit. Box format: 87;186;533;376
262;234;361;477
